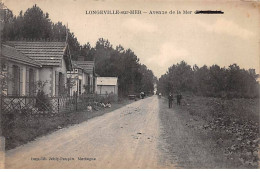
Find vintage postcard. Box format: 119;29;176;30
0;0;259;169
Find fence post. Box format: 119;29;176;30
75;93;78;111
58;97;60;114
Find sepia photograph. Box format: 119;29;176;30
0;0;259;169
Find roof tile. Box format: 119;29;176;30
6;41;66;66
72;61;94;74
1;44;42;67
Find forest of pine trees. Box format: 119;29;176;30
157;61;259;98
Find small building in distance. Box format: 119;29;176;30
95;77;118;97
67;61;95;96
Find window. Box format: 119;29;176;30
29;68;35;96
1;62;7;71
87;75;90;93
57;72;65;96
12;65;20;95
59;72;62;96
78;79;82;95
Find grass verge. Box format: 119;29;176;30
179;95;259;168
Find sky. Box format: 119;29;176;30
2;0;260;78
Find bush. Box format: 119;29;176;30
35;90;52;111
94;93;118;103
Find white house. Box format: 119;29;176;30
1;44;42;96
95;77;118;96
67;61;95;96
5;41;72;97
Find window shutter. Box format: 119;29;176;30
12;66;19;96
33;69;36;95
19;67;23;96
93;75;96;93
7;64;13;95
6;64;10;95
26;67;29;95
61;73;64;85
55;71;59;96
62;73;65;92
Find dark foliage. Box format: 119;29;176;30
35;90;52;111
157;61;259;98
2;4;81;60
92;38;156;96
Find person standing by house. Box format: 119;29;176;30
168;92;173;108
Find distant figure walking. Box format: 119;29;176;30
168;92;173;108
177;93;182;105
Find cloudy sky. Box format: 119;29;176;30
3;0;260;78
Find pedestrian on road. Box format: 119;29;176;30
168;92;173;108
177;92;182;105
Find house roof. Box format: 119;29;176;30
72;61;94;74
96;77;118;86
1;44;42;67
72;61;83;70
6;41;67;66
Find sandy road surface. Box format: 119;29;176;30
5;96;173;169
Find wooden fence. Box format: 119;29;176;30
1;94;95;116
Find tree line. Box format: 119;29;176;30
91;38;156;96
1;4;156;96
2;4;80;60
157;61;259;98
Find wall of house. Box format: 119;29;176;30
67;69;85;96
5;61;39;96
55;57;67;75
67;70;95;96
67;73;76;96
35;69;39;82
39;67;53;96
52;58;68;96
38;59;68;97
96;85;118;95
89;74;93;93
82;72;87;94
78;72;83;94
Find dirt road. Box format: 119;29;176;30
5;96;246;169
5;96;173;169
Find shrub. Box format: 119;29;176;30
35;90;52;111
